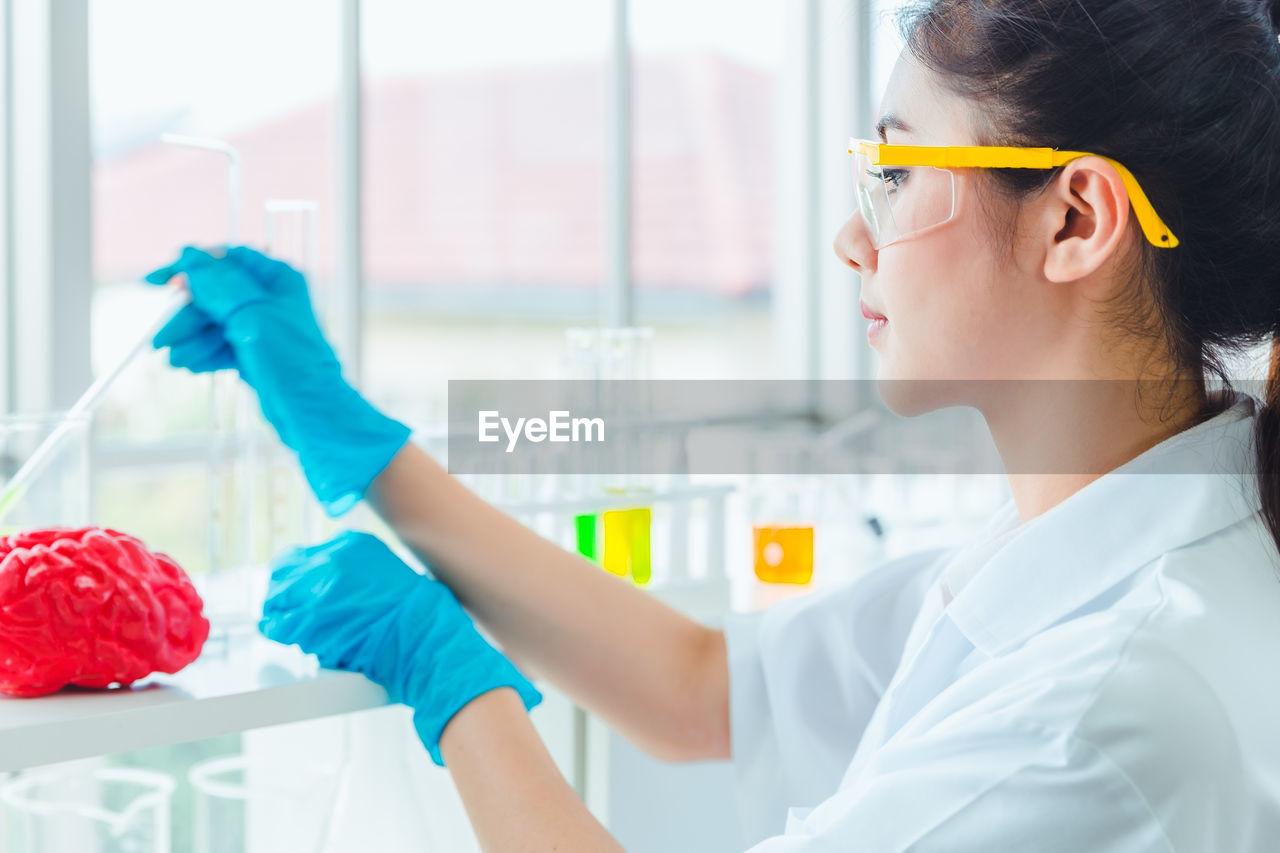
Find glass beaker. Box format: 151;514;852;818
747;432;821;585
196;717;358;853
748;467;820;586
0;413;91;536
188;755;246;853
1;764;174;853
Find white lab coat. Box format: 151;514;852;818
725;389;1280;851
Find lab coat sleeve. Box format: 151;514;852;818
723;546;954;846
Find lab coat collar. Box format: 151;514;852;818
947;390;1264;657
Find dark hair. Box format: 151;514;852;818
894;0;1280;552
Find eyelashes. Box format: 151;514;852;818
867;167;909;190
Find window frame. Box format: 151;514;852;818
4;0;93;418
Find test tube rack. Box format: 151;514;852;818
476;476;735;622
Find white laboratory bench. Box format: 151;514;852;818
0;632;387;774
0;576;738;775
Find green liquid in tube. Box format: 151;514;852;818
0;482;27;528
575;513;598;562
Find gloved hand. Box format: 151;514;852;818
145;245;411;517
257;529;543;766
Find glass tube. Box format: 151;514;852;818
262;200;324;557
559;327;656;585
159;135;247;637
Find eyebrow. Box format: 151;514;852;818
875;114;913;142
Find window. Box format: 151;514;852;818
360;0;802;424
89;0;341;573
874;1;910;115
360;0;612;427
631;0;785;380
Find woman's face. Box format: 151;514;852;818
834;51;1064;411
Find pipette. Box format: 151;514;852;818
0;286;192;522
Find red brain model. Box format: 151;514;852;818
0;527;209;697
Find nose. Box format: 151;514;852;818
832;212;876;274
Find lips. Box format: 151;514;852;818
860;300;887;321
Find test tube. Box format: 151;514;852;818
574;512;599;561
561;328;602;564
706;489;727;582
560;327;655;584
263;200;322;554
611;329;654;584
159;134;249;620
601;505;652;583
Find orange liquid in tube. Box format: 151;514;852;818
752;524;814;584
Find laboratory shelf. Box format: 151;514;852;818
0;580;732;774
0;477;738;775
0;632;388;773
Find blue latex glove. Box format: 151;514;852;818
257;529;543;766
145;245;411;517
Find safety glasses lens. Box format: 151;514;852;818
853;149;892;248
851;148;956;249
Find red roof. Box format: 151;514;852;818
94;52;774;299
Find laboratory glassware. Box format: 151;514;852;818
198;199;329;637
0;413;91;535
559;326;656;580
601;504;652;584
159;134;250;624
188;755;247;853
748;439;820;585
574;512;599;562
1;765;175;853
262;199;327;559
561;326;653;382
0;288;188;525
190;723;356;852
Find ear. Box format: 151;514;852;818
1038;156;1132;283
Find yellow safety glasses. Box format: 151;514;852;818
848;137;1179;251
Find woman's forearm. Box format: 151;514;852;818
366;442;731;762
441;687;626;853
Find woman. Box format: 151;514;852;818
146;0;1280;849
